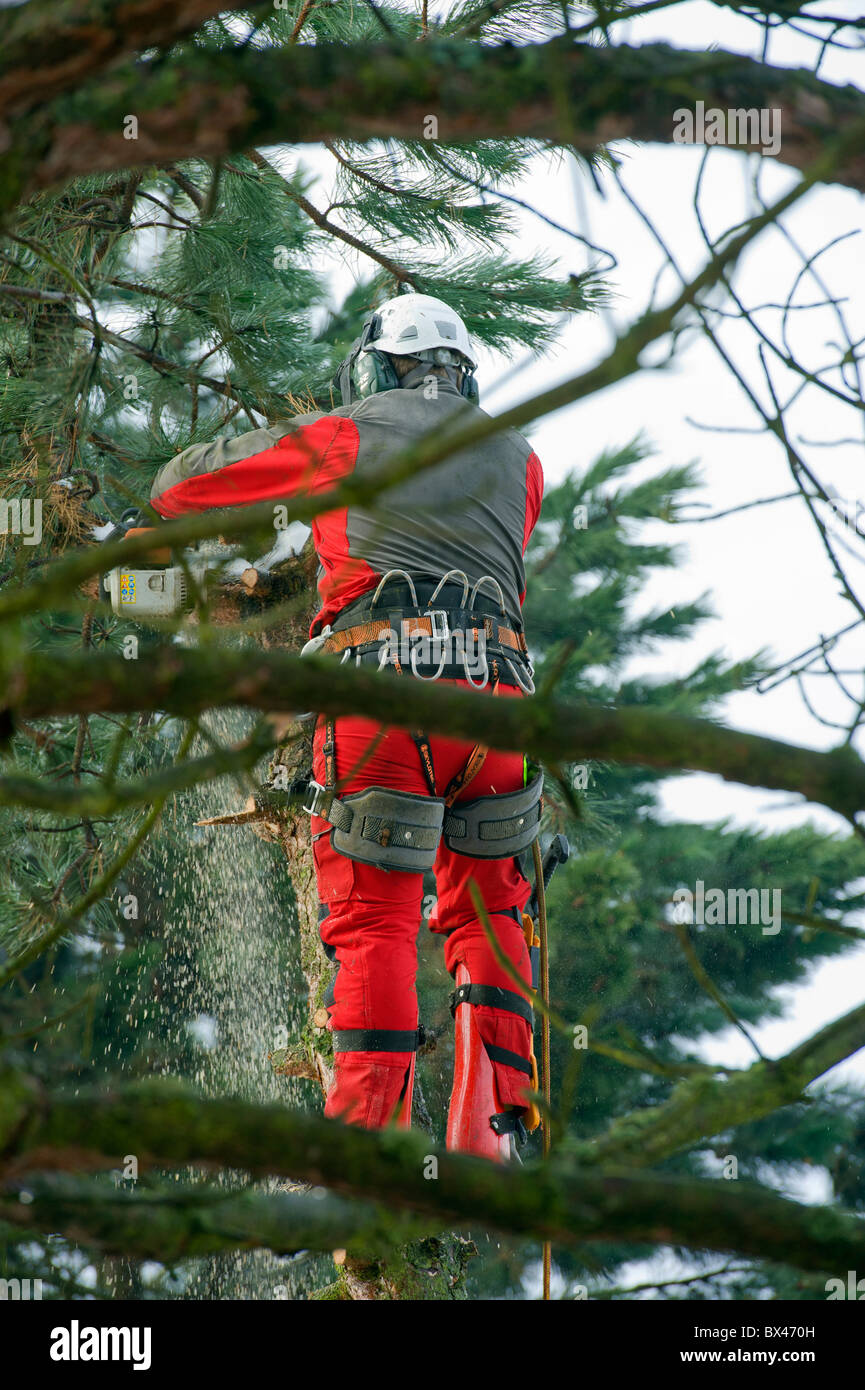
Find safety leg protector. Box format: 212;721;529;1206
446;964;529;1162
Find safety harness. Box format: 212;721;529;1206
318;569;536;693
306;567;549;1160
305;715;543;873
303;569;541;868
324;610;529;687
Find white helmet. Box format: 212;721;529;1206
364;293;477;370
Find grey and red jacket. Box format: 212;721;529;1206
150;374;543;637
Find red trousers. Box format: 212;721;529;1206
311;680;534;1139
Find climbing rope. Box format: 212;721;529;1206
532;837;552;1302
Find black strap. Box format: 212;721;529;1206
333;1028;424;1054
483;1042;533;1077
449;982;534;1026
490;1110;528;1144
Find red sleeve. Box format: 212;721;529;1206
151;416;360;518
519;450;544;605
523;451;544;552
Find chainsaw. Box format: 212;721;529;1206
96;508;308;622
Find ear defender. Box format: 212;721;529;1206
333;304;480;405
353;348;400;398
461;372;479;404
334;313;401;404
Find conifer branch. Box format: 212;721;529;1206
3;647;865;823
3;36;865;211
2;1075;864;1273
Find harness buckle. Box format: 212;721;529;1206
424;609;449;642
302;780;332;818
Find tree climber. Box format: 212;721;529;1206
150;293;544;1161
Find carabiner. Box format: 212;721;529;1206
428;569;470;609
411;640;449;682
468;574;507;615
504;655;536;695
370;568;419;611
462;642;489;690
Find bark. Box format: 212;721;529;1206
0;0;244;120
3;644;864;822
3;34;865;213
3;1074;864;1275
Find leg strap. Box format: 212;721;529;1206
333;1027;426;1054
449;982;534;1027
482;1042;534;1078
449;966;541;1136
490;1111;529;1144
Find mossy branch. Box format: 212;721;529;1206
3;646;864;822
575;997;865;1170
2;1074;864;1274
3;34;865;210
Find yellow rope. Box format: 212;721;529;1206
532;837;552;1302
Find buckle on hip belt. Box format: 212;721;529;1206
303;779;332;818
424;609;449;642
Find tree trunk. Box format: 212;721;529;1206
217;541;472;1299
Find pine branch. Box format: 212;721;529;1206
2;1074;865;1273
3;647;865;823
576;997;865;1170
248;150;417;286
0;154;830;627
4;37;865;212
0;728;274;817
0;1171;432;1263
